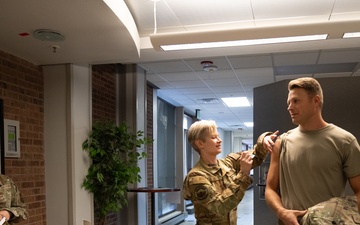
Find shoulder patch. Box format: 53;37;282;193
194;186;208;200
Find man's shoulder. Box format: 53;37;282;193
327;124;356;140
278;127;297;140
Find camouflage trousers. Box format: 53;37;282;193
300;195;360;225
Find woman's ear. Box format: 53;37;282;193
195;139;203;150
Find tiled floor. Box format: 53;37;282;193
179;187;254;225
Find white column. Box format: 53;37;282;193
44;64;93;225
117;64;147;225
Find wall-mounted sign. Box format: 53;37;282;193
4;119;20;158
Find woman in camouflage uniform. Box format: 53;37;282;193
182;120;276;225
0;174;28;224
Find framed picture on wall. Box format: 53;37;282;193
4;119;20;158
0;99;4;173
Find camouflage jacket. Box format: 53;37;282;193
0;175;28;224
300;195;360;225
182;132;270;225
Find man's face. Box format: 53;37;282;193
287;88;317;125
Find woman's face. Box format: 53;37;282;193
197;129;222;156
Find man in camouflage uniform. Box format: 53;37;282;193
300;195;360;225
182;120;276;225
0;174;28;224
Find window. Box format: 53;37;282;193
157;98;176;217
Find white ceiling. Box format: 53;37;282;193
1;0;360;144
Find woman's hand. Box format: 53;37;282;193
239;151;253;174
263;130;279;153
0;210;11;221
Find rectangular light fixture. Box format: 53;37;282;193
221;97;250;107
343;32;360;38
150;21;360;51
244;122;254;127
160;34;328;51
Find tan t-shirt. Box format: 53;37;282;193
279;124;360;210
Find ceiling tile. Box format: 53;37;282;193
314;72;352;78
158;72;199;81
274;63;357;75
140;61;192;73
275;74;308;82
174;99;197;105
318;49;360;64
166;0;254;26
198;70;236;80
157;89;183;95
235;67;274;78
251;0;334;20
210;86;244;93
204;78;240;87
168;80;207;88
177;87;214;95
273;51;319;66
228;55;273;68
240;76;275;87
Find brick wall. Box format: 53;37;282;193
91;64;118;225
0;50;46;224
146;83;154;225
92;64;117;123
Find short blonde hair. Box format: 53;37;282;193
188;120;217;153
288;77;324;108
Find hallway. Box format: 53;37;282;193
180;187;254;225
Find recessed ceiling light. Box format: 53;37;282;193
244;122;254;127
221;97;250;107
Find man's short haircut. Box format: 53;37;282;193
288;77;324;108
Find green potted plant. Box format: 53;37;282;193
82;121;153;225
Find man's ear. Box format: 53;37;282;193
313;95;321;105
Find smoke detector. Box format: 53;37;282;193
201;61;218;72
